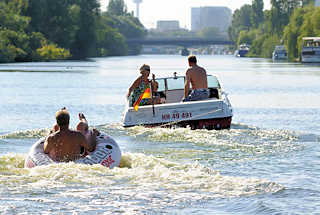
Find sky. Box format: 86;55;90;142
100;0;271;29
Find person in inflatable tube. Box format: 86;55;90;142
76;113;100;153
44;108;96;162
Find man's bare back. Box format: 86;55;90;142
184;56;208;99
44;129;87;162
44;108;92;162
186;65;208;89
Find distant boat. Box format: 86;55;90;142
181;48;190;56
272;45;287;61
234;44;250;57
301;37;320;63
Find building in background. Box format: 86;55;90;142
156;20;180;32
191;6;232;32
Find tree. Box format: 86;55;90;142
71;0;100;59
283;6;312;60
251;0;264;28
301;0;314;6
0;0;70;62
228;4;252;43
270;0;300;34
107;0;127;16
103;0;145;55
1;0;146;62
237;30;256;46
25;0;101;59
95;14;128;56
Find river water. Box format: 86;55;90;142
0;55;319;214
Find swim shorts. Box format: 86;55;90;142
183;88;209;102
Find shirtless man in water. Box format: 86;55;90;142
183;55;209;102
44;108;94;162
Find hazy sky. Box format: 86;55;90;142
100;0;271;29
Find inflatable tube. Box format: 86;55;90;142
24;133;121;169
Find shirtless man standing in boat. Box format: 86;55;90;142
183;55;209;102
44;108;94;162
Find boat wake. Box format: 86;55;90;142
0;152;283;199
95;122;320;166
0;128;50;139
0;122;317;202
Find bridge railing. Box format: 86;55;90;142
126;38;234;46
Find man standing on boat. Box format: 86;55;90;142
183;55;209;102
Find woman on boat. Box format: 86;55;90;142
126;64;152;107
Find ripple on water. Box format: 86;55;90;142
99;123;304;164
0;153;283;200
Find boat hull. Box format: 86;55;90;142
136;116;232;130
122;98;233;130
272;53;287;61
301;55;320;63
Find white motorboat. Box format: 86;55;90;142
301;37;320;63
234;43;250;57
272;45;287;61
122;73;233;130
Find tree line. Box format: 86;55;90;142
0;0;145;63
228;0;318;60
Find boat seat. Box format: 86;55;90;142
158;91;166;99
209;88;219;99
165;89;184;103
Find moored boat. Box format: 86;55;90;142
234;43;250;57
122;73;232;130
272;45;287;61
301;37;320;63
181;47;190;56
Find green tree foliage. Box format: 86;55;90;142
228;0;314;60
25;0;100;59
71;0;100;59
37;43;71;60
228;4;252;43
260;34;281;58
95;14;128;56
0;0;70;63
0;0;144;62
237;30;256;46
104;0;145;55
0;33;19;63
107;0;128;16
301;0;315;6
251;0;264;28
283;6;320;60
270;0;301;34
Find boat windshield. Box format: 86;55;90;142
167;77;185;90
303;38;320;47
156;75;220;91
156;79;165;91
207;76;220;88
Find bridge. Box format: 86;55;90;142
126;38;234;47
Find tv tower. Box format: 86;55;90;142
133;0;142;19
